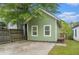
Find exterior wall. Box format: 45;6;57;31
27;11;58;42
73;27;79;41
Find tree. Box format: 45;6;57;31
0;3;59;25
59;20;73;40
69;21;79;27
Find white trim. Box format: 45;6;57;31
44;25;51;37
39;8;59;20
31;25;38;36
24;17;32;24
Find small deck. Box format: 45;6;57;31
57;38;65;43
57;33;65;43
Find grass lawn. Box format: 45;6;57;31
48;40;79;55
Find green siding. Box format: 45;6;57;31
27;11;59;42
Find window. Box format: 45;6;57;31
75;29;77;37
44;25;51;36
31;25;38;36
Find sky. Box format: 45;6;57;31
56;3;79;23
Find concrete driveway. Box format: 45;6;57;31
0;40;55;55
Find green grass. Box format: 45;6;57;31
48;40;79;55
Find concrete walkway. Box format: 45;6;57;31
0;40;55;55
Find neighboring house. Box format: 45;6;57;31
72;25;79;41
7;22;18;29
23;9;61;42
0;21;18;29
0;18;18;29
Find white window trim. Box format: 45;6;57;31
31;25;38;36
44;25;51;37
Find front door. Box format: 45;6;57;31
24;24;28;40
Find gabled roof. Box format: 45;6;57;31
25;9;60;23
39;8;60;20
72;24;79;29
24;9;61;27
39;9;61;28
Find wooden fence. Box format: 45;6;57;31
0;29;24;44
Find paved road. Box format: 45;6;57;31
0;40;55;55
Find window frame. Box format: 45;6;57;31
75;29;77;37
44;25;51;37
31;25;38;36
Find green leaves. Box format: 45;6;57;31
0;3;59;24
60;20;73;39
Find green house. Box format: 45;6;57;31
24;9;60;42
